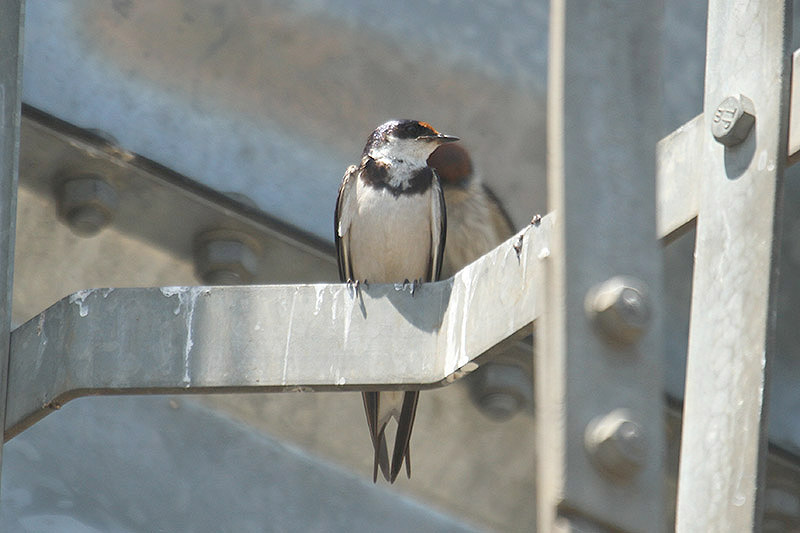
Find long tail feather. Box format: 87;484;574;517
363;392;391;482
390;391;419;482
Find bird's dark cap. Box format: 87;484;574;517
369;119;457;142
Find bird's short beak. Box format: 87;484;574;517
421;134;460;144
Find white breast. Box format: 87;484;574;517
347;181;432;283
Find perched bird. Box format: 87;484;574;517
335;119;457;482
427;142;515;279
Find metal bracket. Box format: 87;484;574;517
659;44;800;241
657;114;703;240
5;215;551;440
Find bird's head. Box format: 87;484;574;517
364;120;459;164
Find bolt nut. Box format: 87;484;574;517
466;361;532;420
56;176;119;237
712;94;755;147
194;230;261;285
585;276;651;345
585;409;647;481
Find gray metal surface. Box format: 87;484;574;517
1;395;481;533
6;216;550;440
676;1;792;531
7;182;540;531
0;1;733;531
20;1;550;241
658;152;800;464
0;0;24;493
14;0;718;246
538;0;665;531
9;1;800;530
655;52;800;466
19;108;337;285
16;0;719;244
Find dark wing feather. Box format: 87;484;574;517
480;182;515;235
429;170;447;281
390;391;420;482
334;165;358;282
338;165;395;482
362;392;391;482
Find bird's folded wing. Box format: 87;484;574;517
335;164;359;281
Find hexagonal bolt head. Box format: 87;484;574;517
466;361;532;420
585;276;651;345
712;94;756;147
584;409;647;481
55;176;119;237
194;231;261;285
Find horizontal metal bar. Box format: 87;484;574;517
654;97;800;240
656;114;703;240
789;48;800;164
5;215;551;440
673;47;800;174
773;46;800;164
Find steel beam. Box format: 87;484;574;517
4;215;551;440
19;108;337;285
676;1;792;531
0;0;24;495
539;1;665;531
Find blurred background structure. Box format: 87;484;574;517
1;1;800;532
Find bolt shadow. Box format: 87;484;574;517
723;122;757;180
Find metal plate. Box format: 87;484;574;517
19;107;337;285
538;1;665;530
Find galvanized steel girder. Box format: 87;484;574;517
676;1;792;531
0;0;24;493
5;216;551;440
538;0;665;531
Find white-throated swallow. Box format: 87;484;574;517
335;119;457;482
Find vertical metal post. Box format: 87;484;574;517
0;0;24;487
538;1;665;531
676;2;791;531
